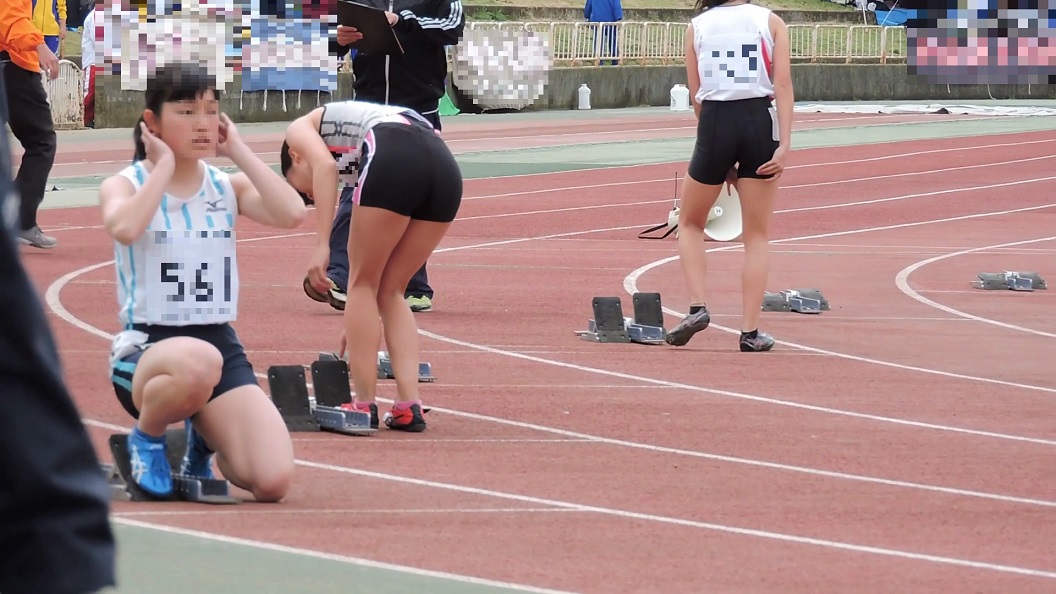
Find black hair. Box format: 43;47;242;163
280;140;293;177
693;0;748;14
133;61;221;162
279;139;313;205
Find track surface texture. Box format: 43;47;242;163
21;107;1056;594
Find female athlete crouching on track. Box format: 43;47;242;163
664;0;794;352
281;101;463;432
99;62;306;501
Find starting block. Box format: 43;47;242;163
576;293;667;345
973;271;1047;292
761;289;830;314
268;363;377;436
104;430;238;504
318;350;436;383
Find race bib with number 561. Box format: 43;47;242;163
144;230;239;325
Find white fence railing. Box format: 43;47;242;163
462;21;908;66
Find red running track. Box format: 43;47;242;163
21;121;1056;593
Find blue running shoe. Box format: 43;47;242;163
179;420;215;479
127;427;173;497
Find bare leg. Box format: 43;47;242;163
676;174;724;307
377;219;452;403
131;337;223;436
732;177;778;333
190;385;295;503
343;205;410;403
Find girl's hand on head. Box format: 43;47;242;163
140;122;173;165
216;113;243;159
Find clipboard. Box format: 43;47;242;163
337;0;405;56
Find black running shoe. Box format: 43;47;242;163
740;332;775;352
664;308;711;347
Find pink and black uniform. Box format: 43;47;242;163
319;100;462;223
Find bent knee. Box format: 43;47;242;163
250;465;293;503
171;342;224;399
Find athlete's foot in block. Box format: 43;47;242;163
127;427;174;497
180;424;215;479
664;308;711;347
384;401;427;432
339;401;379;429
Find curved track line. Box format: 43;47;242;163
51;229;1056;514
624;203;1056;397
895;236;1056;338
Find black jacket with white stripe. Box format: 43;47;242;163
330;0;465;116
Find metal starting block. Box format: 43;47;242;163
973;271;1047;292
268;363;377;436
575;293;667;344
377;351;436;382
318;350;436;383
761;289;830;314
104;432;238;504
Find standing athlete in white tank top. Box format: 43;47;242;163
665;0;794;353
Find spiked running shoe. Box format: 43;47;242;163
406;296;432;312
384;402;427;432
664;307;711;347
127;427;173;497
180;421;215;479
740;331;775;352
339;401;379;429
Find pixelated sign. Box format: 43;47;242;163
902;1;1056;85
451;28;552;110
102;0;337;94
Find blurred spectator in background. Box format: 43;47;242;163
585;0;622;65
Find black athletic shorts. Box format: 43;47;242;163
687;96;780;186
109;323;258;419
353;119;463;223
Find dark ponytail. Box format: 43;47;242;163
130;62;221;163
132;115;146;162
693;0;746;14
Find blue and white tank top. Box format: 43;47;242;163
111;160;240;329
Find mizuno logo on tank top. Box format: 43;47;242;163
111;161;241;329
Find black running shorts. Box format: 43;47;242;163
687;96;780;186
353;120;463;223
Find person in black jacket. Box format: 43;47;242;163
306;0;464;314
0;61;117;594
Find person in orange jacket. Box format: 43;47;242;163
32;0;67;55
0;0;61;249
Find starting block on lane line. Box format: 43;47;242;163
575;293;667;345
972;271;1047;292
317;350;436;383
268;363;377;436
103;431;238;504
761;289;830;314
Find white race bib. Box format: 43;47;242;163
144;230;238;324
698;33;765;93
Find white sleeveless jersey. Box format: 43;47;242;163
112;161;240;329
318;100;433;187
690;3;776;102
